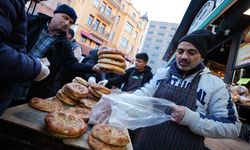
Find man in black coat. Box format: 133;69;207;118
104;53;153;92
24;4;101;99
0;0;49;114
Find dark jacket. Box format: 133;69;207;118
26;13;94;98
0;0;41;114
106;66;153;91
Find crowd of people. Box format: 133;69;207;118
0;0;242;149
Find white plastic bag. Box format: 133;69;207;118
88;92;175;130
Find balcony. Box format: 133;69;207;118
90;26;110;42
96;6;115;24
109;0;121;8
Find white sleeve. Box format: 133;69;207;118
133;68;167;97
180;79;242;138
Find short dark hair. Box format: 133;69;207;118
136;53;149;62
67;29;75;38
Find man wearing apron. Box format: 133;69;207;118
104;53;153;92
133;30;241;150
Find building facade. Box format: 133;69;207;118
140;21;178;74
26;0;148;62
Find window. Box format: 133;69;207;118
128;45;134;52
105;6;112;17
146;38;151;41
148;31;154;34
120;37;128;49
156;39;163;43
87;15;94;26
155;46;160;50
158;32;165;36
152;53;158;57
132;12;136;20
99;2;107;13
133;31;138;39
99;24;106;34
94;0;100;7
159;26;167;29
145;44;150;48
125;22;133;34
81;36;86;43
171;27;177;31
169;34;174;37
115;16;120;25
121;4;125;10
150;24;156;28
109;31;115;41
92;19;100;31
149;60;155;64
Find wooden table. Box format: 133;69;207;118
0;104;133;150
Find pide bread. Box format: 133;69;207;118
56;89;77;105
72;77;89;87
44;111;87;138
99;54;125;62
91;124;130;147
98;58;126;69
88;134;126;150
89;86;102;98
63;83;89;99
29;97;63;112
98;49;125;57
97;63;125;75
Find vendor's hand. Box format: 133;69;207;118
34;62;50;81
170;105;186;124
88;76;97;84
92;65;101;73
98;80;108;86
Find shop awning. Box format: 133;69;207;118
81;30;103;45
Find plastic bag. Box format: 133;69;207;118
88;92;175;130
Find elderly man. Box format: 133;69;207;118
0;0;49;114
132;30;241;150
19;4;100;100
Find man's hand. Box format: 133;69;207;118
92;65;101;73
34;62;50;81
170;105;186;124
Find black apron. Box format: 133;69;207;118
134;72;206;150
125;69;144;92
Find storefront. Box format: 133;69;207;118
164;0;250;143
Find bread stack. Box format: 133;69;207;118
97;49;126;75
88;124;130;150
56;77;89;105
87;84;112;101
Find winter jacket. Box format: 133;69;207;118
134;61;242;138
0;0;41;114
106;66;153;91
26;13;94;98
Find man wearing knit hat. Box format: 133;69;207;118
13;4;101;103
130;29;241;149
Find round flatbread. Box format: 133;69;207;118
56;89;77;105
99;54;125;62
88;134;126;150
98;58;126;69
44;111;87;138
63;83;89;99
79;98;98;109
91;84;112;95
98;49;125;57
29;97;63;112
91;124;130;147
97;63;125;75
72;77;89;87
66;107;92;122
89;86;102;99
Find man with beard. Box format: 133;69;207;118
0;0;50;115
15;4;101;101
132;30;241;149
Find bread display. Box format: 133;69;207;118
97;49;126;75
227;84;250;105
88;124;130;150
87;84;112;101
79;98;98;109
29;97;63;112
72;76;89;87
44;111;87;138
56;89;77;105
65;107;92;122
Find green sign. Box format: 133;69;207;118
237;78;250;85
